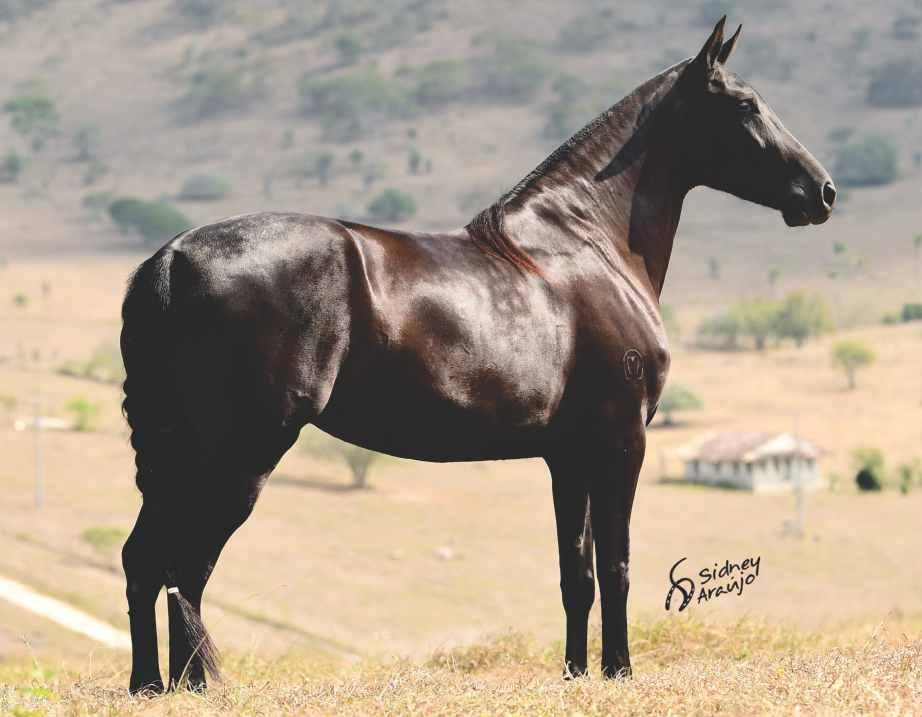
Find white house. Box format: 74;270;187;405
677;432;823;493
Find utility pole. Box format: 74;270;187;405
33;396;44;509
793;415;804;538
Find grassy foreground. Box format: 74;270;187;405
1;617;920;716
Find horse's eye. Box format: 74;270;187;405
737;99;757;115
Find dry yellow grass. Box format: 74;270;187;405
2;618;920;716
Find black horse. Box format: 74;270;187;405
120;18;835;693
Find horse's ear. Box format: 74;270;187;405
717;24;742;65
693;16;726;69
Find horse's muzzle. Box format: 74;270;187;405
783;180;834;227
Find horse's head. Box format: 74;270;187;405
677;18;835;226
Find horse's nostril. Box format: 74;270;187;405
822;182;837;208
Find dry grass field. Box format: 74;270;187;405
2;618;920;716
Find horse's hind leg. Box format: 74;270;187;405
122;502;167;694
164;413;303;690
164;470;270;690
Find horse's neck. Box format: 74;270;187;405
508;64;691;298
516;119;689;298
622;145;689;296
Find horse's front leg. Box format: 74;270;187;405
590;423;645;678
545;453;594;678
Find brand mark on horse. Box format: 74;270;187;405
623;348;645;381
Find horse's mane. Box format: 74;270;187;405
466;59;692;274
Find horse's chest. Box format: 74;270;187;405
585;306;671;408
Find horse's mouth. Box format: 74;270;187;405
783;205;831;227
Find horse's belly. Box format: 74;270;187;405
314;349;563;461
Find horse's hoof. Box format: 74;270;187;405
169;677;207;693
562;663;589;680
129;677;165;697
601;665;632;680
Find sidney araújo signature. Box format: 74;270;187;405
664;555;761;612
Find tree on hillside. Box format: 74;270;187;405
695;311;740;351
831;339;875;389
835;134;898;187
4;91;58;150
108;198;192;243
657;384;702;426
367;188;416;223
732;297;779;351
300;428;379;489
773;292;832;347
334;33;362;66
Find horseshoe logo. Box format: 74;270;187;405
665;557;695;613
623;348;645;381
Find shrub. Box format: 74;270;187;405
299;68;413;141
831;339;875;389
408;147;422;175
367;188;416;223
773;292;832;347
290;151;335;186
835;134;899;187
901;303;922;322
109;198;192;243
695;311;740;350
178;174;231;201
853;447;885;491
472;34;548;103
410;60;470;108
657;384;702;426
334;33;362;66
3;91;58;150
58;342;125;384
362;162;386;189
65;397;100;432
897;462;918;495
81;526;127;555
82;159;108;186
0;150;24;182
299;428;379;489
173;0;226;27
0;0;53;21
0;393;17;413
12;291;28;308
558;10;616;52
178;58;266;122
867;59;922;108
731;297;780;351
72;123;101;162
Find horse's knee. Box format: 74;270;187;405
561;561;595;615
599;559;629;595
